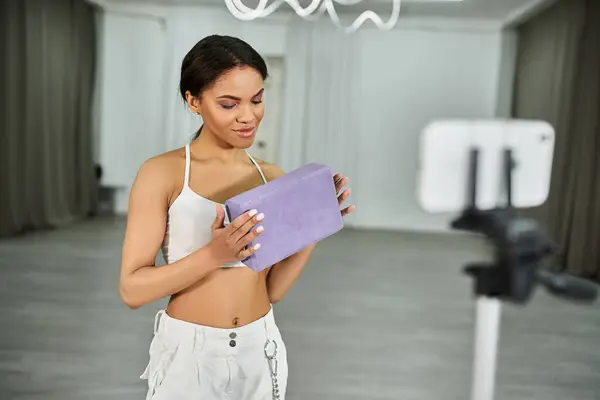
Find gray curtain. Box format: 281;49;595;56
512;0;600;280
0;0;98;238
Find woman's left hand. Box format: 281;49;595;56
334;173;355;217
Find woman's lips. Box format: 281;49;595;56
235;127;255;138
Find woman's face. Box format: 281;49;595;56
189;66;265;149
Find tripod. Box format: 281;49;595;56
450;148;598;400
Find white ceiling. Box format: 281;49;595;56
100;0;554;24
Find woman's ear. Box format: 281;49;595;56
185;91;202;115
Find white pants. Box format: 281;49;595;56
140;307;288;400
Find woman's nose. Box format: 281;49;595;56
236;105;254;124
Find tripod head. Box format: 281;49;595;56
451;148;598;305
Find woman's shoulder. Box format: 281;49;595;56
133;147;186;190
140;147;184;173
250;156;286;182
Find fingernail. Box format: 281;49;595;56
248;209;257;217
254;243;261;250
256;213;264;221
256;226;264;233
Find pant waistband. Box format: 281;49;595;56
153;307;278;346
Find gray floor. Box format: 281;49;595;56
0;217;599;400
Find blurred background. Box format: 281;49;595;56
1;0;599;399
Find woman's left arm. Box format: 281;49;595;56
261;164;355;303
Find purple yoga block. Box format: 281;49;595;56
225;163;344;272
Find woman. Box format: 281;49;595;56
119;34;354;400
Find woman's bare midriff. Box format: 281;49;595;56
165;266;272;328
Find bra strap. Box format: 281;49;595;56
246;152;268;184
184;144;191;186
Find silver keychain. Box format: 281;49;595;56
264;339;280;400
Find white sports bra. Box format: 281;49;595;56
161;144;267;268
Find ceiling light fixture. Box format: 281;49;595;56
223;0;402;33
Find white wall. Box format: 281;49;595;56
281;19;517;233
97;11;166;187
350;22;516;232
94;5;518;232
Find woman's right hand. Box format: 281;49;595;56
209;205;265;265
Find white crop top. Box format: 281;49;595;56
161;144;267;267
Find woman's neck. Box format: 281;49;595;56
190;126;246;164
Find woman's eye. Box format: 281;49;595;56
220;99;261;109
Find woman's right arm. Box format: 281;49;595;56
119;157;264;309
118;157;219;309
